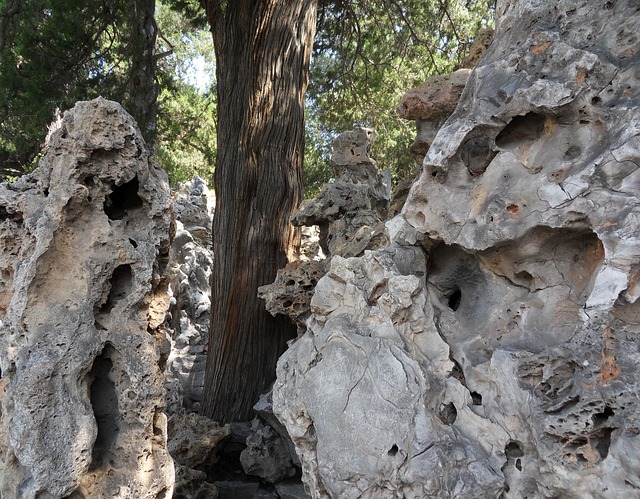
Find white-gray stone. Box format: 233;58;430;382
0;98;174;498
273;0;640;497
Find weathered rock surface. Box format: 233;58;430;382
292;128;390;259
168;411;230;471
274;1;640;497
393;27;494;217
260;129;391;335
164;177;214;413
240;416;297;484
0;98;174;498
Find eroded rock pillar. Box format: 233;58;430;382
0;98;174;498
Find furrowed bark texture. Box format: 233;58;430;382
202;0;317;423
128;0;158;151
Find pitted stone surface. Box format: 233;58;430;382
273;1;640;497
0;98;174;498
292;128;390;259
163;177;214;413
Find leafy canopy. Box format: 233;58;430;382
0;0;494;189
304;0;495;195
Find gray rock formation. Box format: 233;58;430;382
292;128;391;259
164;177;214;413
273;1;640;497
391;28;494;218
260;129;391;336
0;98;174;498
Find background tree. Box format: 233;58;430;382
200;0;317;423
0;0;214;182
304;0;495;195
155;0;217;184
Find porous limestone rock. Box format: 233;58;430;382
461;28;495;69
167;411;230;470
274;0;640;497
258;259;328;334
164;177;214;413
0;98;174;498
261;130;391;335
292;128;391;259
391;29;494;217
240;416;297;484
398;71;471;168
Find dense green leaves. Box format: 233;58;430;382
155;0;216;185
0;0;124;176
304;0;495;194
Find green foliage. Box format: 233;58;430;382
0;0;493;189
156;82;216;185
155;0;217;186
305;0;495;195
0;0;152;177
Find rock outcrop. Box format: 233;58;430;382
273;1;640;497
163;177;214;413
0;98;174;498
259;129;391;335
292;128;390;259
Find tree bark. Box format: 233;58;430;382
127;0;158;151
202;0;317;423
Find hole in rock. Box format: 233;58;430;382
505;440;525;458
97;264;133;316
128;238;138;248
564;145;582;160
0;205;23;223
104;177;143;220
495;113;546;149
438;402;457;425
514;270;534;286
594;427;614;459
447;289;462;311
591;96;602;105
459;137;496;176
506;204;519;214
88;343;120;470
448;356;467;385
388;444;399;456
515;458;522;471
471;391;483;405
592;406;614;427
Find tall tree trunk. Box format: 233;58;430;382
128;0;158;151
202;0;317;423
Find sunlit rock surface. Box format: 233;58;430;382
274;0;640;497
292;128;390;259
0;98;174;498
163;177;214;413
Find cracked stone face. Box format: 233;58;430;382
273;0;640;497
